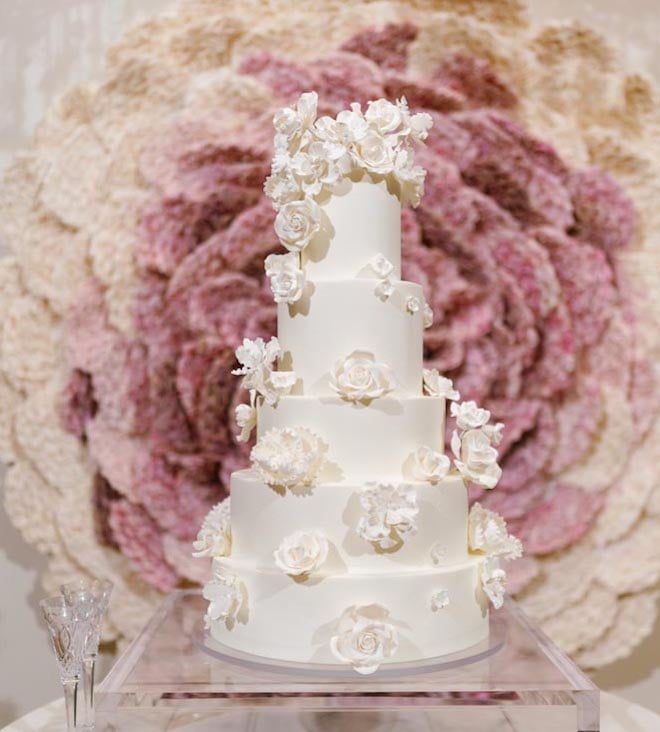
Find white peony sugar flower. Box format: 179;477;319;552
193;497;231;558
468;503;523;560
329;351;396;402
273;529;329;576
265;252;306;304
251;426;327;489
330;604;399;674
358;483;418;550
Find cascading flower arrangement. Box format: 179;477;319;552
1;0;658;665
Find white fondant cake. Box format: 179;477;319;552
195;93;522;674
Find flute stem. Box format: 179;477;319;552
82;654;97;727
62;678;78;731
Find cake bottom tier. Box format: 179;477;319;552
208;556;489;666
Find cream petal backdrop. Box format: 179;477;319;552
1;0;659;724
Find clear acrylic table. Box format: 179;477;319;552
95;590;599;731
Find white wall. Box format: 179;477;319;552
0;0;659;724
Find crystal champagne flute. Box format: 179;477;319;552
61;579;114;728
40;595;87;731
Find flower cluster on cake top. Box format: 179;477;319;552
265;92;432;216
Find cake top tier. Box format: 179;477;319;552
264;92;432;211
264;92;432;280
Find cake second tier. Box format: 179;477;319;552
279;278;425;397
258;394;446;484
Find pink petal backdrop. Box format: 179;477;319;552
1;0;658;665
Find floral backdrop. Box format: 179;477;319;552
1;0;658;665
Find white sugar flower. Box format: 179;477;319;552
263;169;300;208
251;426;327;489
234;389;257;443
290;141;345;196
369;253;394;279
410;445;450;483
468;503;522;560
335;104;370;142
353;131;396;175
451;429;502;489
482;422;504;446
273;529;329;576
365;98;403;135
405;296;421;314
431;589;450;611
450;400;491;430
203;564;243;626
265;252;305;304
330;604;399;675
273;91;318;145
423;369;460;401
374;277;395;301
313;115;358;162
268;370;297;393
358;483;418;550
393;148;427;206
330;351;396;402
274;198;322;252
233;336;281;376
408;111;433;142
430;543;448;565
480;557;507;610
423;303;434;328
193;498;231;558
232;336;295;405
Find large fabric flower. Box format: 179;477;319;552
1;0;658;668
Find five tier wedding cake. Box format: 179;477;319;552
193;92;522;674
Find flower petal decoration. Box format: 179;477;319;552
1;0;658;667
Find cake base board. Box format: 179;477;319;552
96;589;600;731
193;617;503;678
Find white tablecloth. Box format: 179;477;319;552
2;692;659;731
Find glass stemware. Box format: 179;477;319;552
40;595;88;731
61;579;114;728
